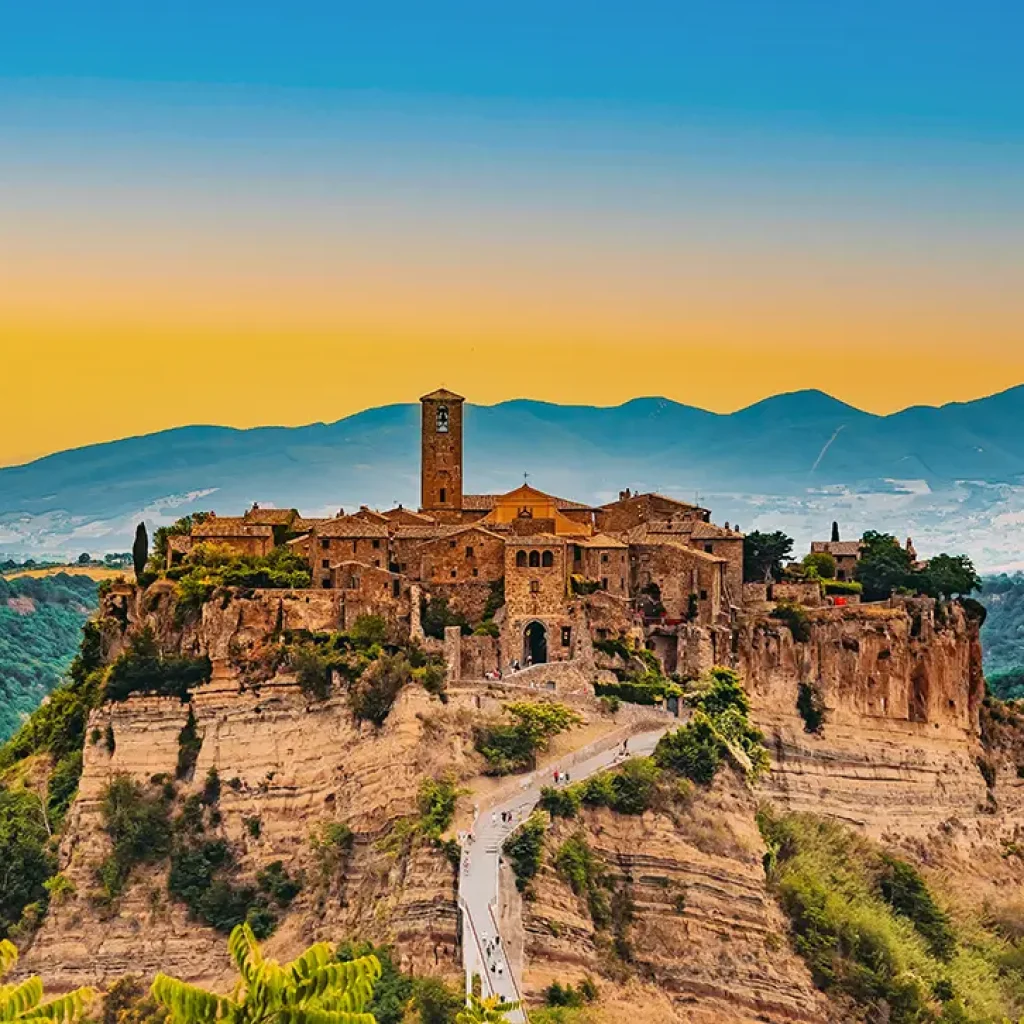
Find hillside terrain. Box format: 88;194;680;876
979;573;1024;697
7;569;1024;1022
0;573;97;742
4;386;1024;570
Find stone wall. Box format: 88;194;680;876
631;542;724;625
418;527;504;586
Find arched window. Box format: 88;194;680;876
516;550;527;568
541;550;554;567
528;550;540;568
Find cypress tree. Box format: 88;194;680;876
132;523;149;582
831;521;840;543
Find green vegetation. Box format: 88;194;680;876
743;530;794;584
475;701;582;775
309;822;355;883
349;653;414;726
97;774;174;901
337;940;464;1024
771;600;811;642
0;786;56;940
457;994;521;1023
0;572;98;743
592;639;683;706
797;681;826;734
104;627;211;702
502;812;547;892
554;833;610;926
173;543;311;611
979;574;1024;699
0;938;95;1023
132;523;148;582
421;595;470;640
856;532;980;603
759;808;1024;1023
654;667;769;784
542;757;665;818
543;978;597;1009
151;923;382;1024
802;551;837;579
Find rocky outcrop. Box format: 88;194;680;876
518;772;829;1024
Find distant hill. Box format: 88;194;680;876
3;386;1024;570
0;573;98;742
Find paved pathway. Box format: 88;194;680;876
458;724;673;1021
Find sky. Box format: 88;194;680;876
2;1;1024;467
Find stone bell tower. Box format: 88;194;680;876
420;388;464;517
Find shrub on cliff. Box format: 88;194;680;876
174;545;311;611
349;653;413;726
771;600;812;642
98;774;173;900
502;812;547;892
757;808;1013;1023
475;701;582;775
104;627;211;702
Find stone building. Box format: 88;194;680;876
809;540;863;580
176;386;755;679
190;518;275;558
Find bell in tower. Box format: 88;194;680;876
420;388;464;518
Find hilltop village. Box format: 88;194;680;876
164;389;759;677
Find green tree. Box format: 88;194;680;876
831;521;840;543
802;552;836;579
917;553;981;600
455;994;519;1023
742;531;794;583
132;523;149;582
151;922;382;1023
77;552;91;565
0;938;95;1022
855;531;913;602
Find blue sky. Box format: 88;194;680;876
2;1;1023;465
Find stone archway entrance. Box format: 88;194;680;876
524;621;548;666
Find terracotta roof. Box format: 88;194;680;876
381;507;435;524
353;507;391;525
687;521;743;540
391;524;463;540
462;489;594;512
599;491;709;514
291;517;331;533
193;521;273;539
577;532;628;549
420;388;464;402
242;507;296;526
811;540;862;557
417;524;505;546
314;516;389;539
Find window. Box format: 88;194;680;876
440;487;447;503
392;579;401;598
321;538;330;550
450;539;456;548
601;577;608;590
321;579;332;589
620;577;625;590
530;580;540;594
529;550;540;568
465;545;474;558
372;539;380;549
451;569;457;578
573;545;582;561
704;543;714;553
542;551;554;567
321;559;330;569
700;589;708;600
516;550;527;567
352;539;358;553
561;626;571;647
374;559;380;568
436;405;449;433
472;568;479;577
346;575;359;590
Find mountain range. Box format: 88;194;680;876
4;386;1024;570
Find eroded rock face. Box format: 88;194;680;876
517;775;829;1024
24;681;469;992
21;584;1006;1023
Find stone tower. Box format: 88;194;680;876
420;388;464;516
